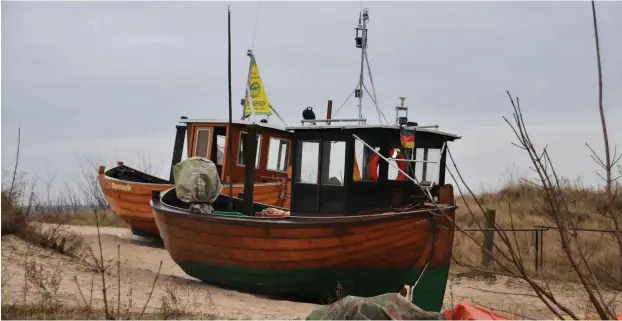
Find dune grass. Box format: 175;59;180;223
451;180;620;287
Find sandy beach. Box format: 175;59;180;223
2;224;619;319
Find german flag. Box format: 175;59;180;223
400;129;415;149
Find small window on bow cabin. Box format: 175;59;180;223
194;128;212;158
215;135;226;165
237;132;262;168
267;138;290;172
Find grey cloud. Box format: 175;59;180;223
2;1;621;196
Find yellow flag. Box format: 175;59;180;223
244;55;272;116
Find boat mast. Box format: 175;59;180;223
355;8;369;125
326;7;388;126
227;6;234;210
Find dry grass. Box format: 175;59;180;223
1;187;219;320
451;180;621;286
0;304;219;320
1;191;86;258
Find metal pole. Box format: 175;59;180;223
227;7;234;210
357;10;367;125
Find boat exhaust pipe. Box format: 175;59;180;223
169;124;187;183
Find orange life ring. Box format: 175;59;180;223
366;148;409;181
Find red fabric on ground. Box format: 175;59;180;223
443;302;510;320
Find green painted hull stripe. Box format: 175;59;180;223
178;261;449;312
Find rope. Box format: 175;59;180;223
364;50;390;125
331;85;358;119
250;1;261;51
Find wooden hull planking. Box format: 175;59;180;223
152;192;455;311
98;165;289;239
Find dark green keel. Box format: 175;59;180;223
130;228;162;241
179;261;449;312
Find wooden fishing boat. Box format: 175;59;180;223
152;7;462;310
98;118;293;239
98;163;172;238
152;119;461;311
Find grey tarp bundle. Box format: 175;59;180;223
306;293;443;320
172;156;223;214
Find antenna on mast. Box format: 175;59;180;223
395;96;408;126
330;7;389;125
354;8;368;125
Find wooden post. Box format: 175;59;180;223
320;100;334;186
243;124;257;216
482;208;496;266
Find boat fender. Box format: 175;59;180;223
366;148;408;181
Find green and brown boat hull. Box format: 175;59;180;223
151;186;455;312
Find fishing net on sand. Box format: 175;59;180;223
306;293;443;320
173;156;223;214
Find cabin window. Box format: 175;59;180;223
215;135;226;165
387;148;404;181
321;141;346;186
237;132;262;168
353;139;379;181
414;147;441;185
296;140;319;184
194;128;212;158
267;138;290;172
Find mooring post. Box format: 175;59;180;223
534;228;546;272
540;229;545;271
534;229;540;272
482;208;496;267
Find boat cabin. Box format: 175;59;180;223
285;123;461;216
170;117;293;184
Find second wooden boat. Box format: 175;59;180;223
98;118;293;239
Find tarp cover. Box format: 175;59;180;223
443;302;509;320
173;156;223;213
305;293;442;320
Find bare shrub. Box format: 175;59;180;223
24;259;65;312
158;283;216;320
2;190;27;236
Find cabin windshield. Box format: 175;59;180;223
290;126;456;216
414;147;441;185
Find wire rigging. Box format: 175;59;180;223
250;1;261;51
330;5;390;126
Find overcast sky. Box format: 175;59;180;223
2;1;621;197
